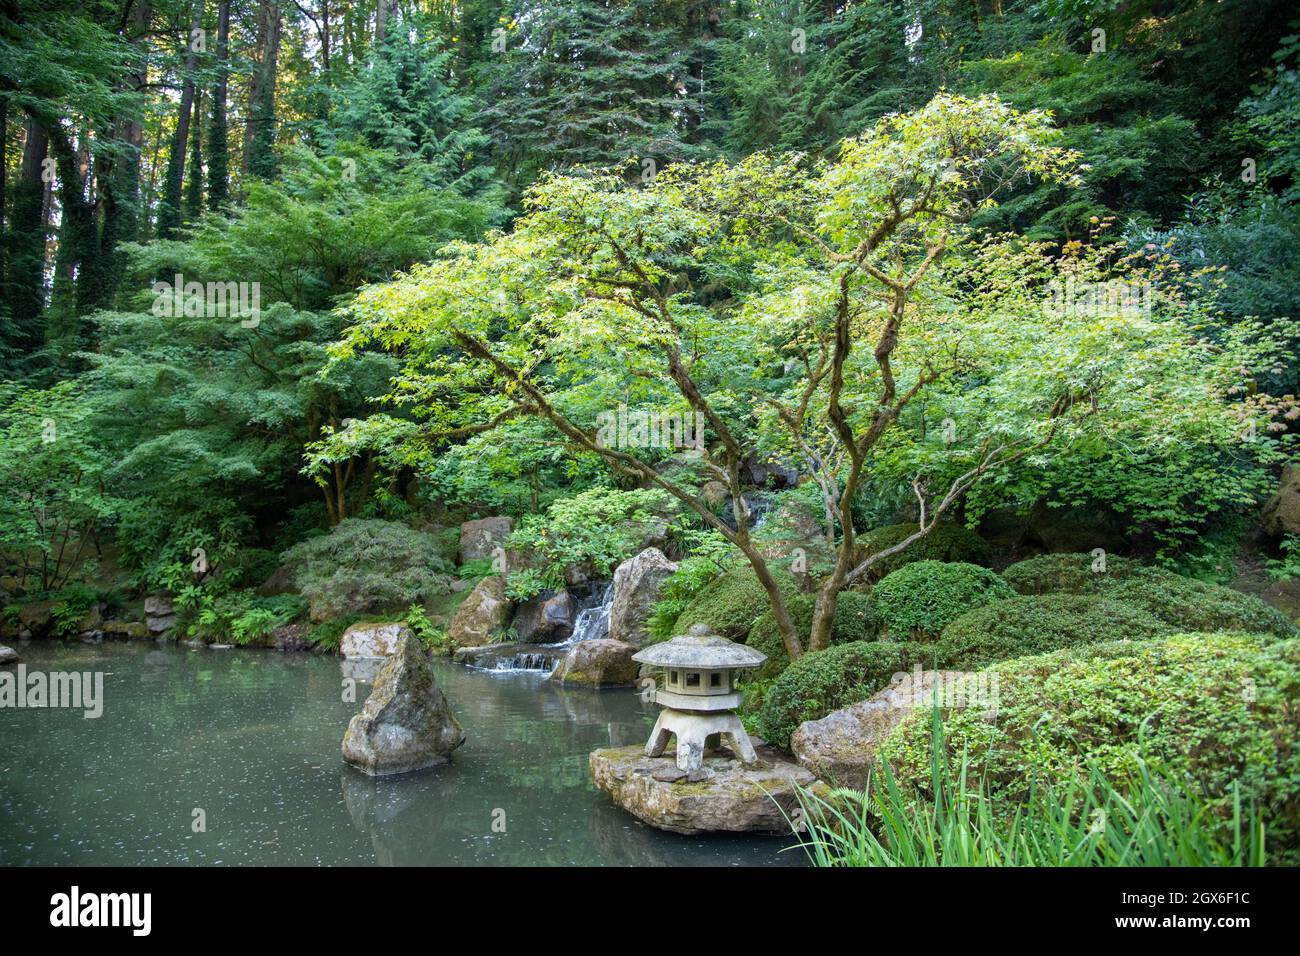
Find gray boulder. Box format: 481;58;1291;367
512;590;574;643
608;548;677;646
144;594;177;634
342;634;465;775
0;644;18;665
791;668;978;790
550;639;639;686
459;516;513;563
447;576;513;648
341;622;411;659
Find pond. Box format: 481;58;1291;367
0;641;801;866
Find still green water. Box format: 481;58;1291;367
0;641;800;866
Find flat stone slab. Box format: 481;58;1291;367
589;744;824;835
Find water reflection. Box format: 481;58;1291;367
0;641;799;866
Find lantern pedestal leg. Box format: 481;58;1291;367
645;711;673;758
643;708;761;773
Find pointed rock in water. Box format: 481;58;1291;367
342;634;465;775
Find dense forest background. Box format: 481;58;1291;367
2;0;1298;635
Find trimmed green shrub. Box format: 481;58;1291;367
673;564;799;641
1001;551;1147;595
747;591;877;680
1000;554;1296;638
881;634;1300;865
937;594;1175;668
755;640;945;749
282;518;454;621
852;522;991;582
1102;573;1297;639
867;561;1013;642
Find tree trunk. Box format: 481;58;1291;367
243;0;282;181
9;120;50;335
208;0;231;209
184;85;204;220
320;0;330;77
158;1;204;239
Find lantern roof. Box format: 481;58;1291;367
632;624;766;669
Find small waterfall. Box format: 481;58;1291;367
561;582;613;646
493;651;554;672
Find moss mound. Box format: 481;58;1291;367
1001;552;1147;595
867;561;1014;642
853;522;991;582
881;633;1300;864
746;591;876;680
1102;573;1297;639
937;593;1175;668
672;564;799;641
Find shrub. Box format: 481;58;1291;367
1000;551;1147;595
178;587;306;644
852;522;991;582
673;564;800;641
646;551;730;641
755;641;944;749
406;604;451;654
747;591;877;680
793;720;1266;867
937;594;1175;669
281;518;454;621
506;487;678;596
1102;572;1298;638
881;634;1300;864
867;561;1013;642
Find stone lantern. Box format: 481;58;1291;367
631;623;766;773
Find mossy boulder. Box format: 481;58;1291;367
881;633;1300;864
550;639;639;686
852;522;991;582
754;640;945;749
672;565;799;642
937;593;1175;669
866;561;1014;642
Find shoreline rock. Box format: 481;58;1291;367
447;576;512;648
550;639;638;686
341;621;412;660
